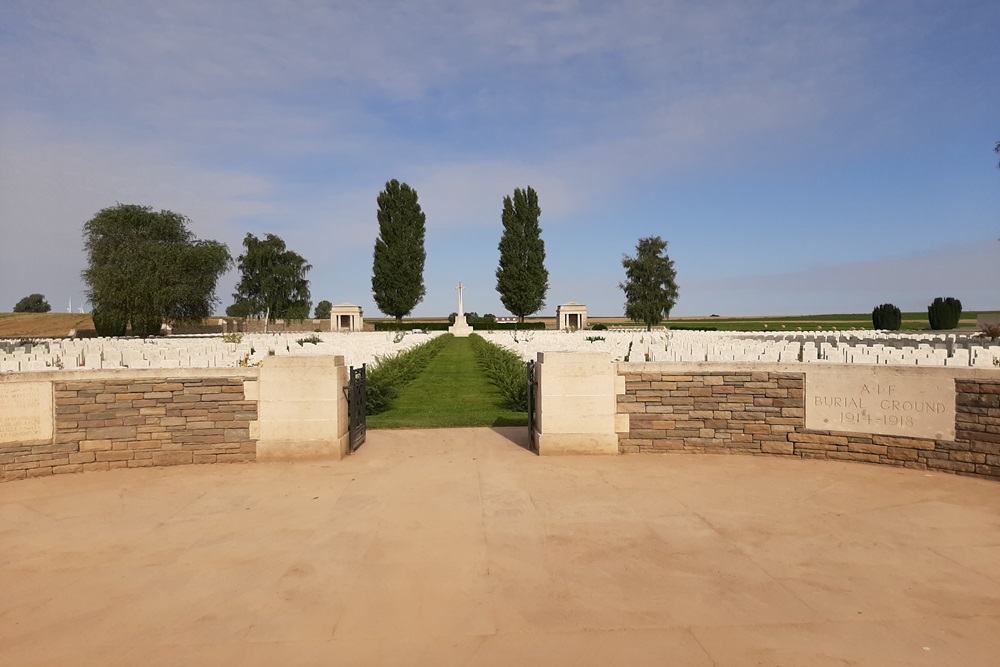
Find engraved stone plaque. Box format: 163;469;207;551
0;382;53;443
806;367;954;440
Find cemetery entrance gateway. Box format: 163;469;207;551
347;364;367;452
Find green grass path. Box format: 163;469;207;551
367;335;528;429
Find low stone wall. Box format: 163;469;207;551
955;379;1000;475
0;356;352;482
618;363;1000;482
618;370;803;455
1;369;259;481
218;317;330;334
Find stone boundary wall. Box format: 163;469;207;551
219;317;334;334
618;364;1000;482
1;368;258;482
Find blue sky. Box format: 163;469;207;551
1;0;998;319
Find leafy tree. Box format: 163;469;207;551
83;204;231;337
495;186;548;322
371;179;427;323
13;294;51;313
449;311;481;325
230;233;312;323
619;236;679;331
314;300;333;319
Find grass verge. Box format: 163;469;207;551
367;335;528;429
469;333;528;411
367;334;452;414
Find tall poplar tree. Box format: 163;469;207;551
371;179;427;323
619;236;679;331
495;186;548;322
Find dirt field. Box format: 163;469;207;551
0;313;94;339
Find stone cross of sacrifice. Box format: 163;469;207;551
456;282;464;317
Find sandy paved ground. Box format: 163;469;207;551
2;427;999;666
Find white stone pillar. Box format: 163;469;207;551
254;355;350;461
534;351;622;455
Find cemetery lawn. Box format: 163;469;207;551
368;336;528;429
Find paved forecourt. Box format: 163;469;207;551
3;427;999;666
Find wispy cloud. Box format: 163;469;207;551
2;0;997;317
0;114;276;306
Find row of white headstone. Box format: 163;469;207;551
0;332;444;373
1;329;998;373
477;329;1000;367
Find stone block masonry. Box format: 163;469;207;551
619;365;1000;482
955;380;1000;475
1;369;258;482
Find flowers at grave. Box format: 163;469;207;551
237;352;263;368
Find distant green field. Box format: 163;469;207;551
590;311;999;333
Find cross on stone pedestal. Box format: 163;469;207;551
449;282;473;337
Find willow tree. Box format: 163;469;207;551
229;233;312;324
495;186;548;322
82;204;231;337
371;179;427;323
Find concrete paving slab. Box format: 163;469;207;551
2;426;999;666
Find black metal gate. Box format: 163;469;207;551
347;364;367;452
526;360;537;452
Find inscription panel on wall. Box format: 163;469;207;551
0;382;53;443
806;368;954;439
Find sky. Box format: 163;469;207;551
1;0;998;320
